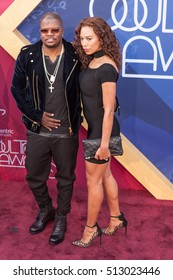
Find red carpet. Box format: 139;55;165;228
1;127;173;260
1;174;173;260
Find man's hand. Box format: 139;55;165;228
41;112;61;131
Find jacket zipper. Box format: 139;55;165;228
64;59;78;135
25;74;40;129
36;75;40;110
32;70;37;109
22;113;40;128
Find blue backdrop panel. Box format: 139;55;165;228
18;0;173;182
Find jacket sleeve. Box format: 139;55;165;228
11;51;43;125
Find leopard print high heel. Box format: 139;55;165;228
102;213;128;235
72;223;102;248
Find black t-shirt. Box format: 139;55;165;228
40;54;70;135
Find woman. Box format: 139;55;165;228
72;17;127;248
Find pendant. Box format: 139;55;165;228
49;84;54;93
50;75;55;83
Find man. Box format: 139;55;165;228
11;12;82;245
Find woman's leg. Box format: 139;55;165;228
79;161;108;243
103;159;122;230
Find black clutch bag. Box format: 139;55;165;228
82;136;123;159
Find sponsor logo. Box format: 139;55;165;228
0;129;14;137
0;108;6;115
46;0;67;10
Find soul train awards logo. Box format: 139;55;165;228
0;139;26;168
0;139;56;179
89;0;173;79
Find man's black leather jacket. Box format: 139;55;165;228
11;39;82;134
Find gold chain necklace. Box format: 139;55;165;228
42;45;64;93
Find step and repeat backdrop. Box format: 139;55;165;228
0;0;173;188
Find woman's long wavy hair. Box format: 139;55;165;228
74;17;122;70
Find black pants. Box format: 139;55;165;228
25;132;79;215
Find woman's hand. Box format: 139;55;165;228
95;146;110;160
